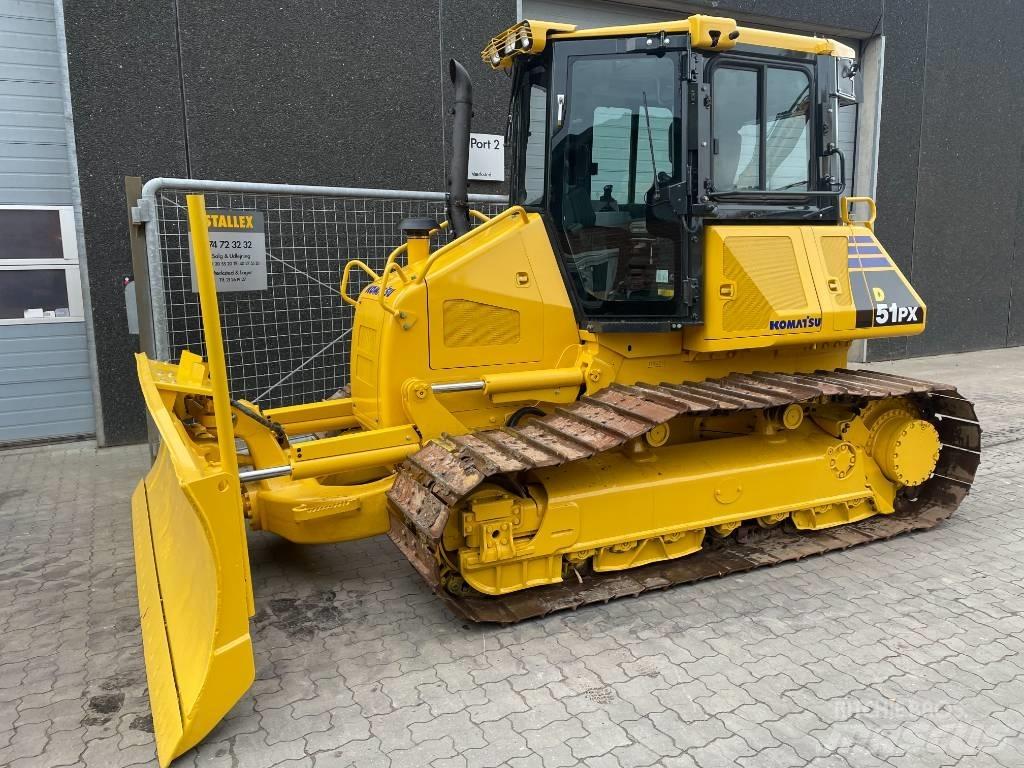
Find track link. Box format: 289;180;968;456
387;369;981;623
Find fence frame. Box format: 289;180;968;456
128;177;508;369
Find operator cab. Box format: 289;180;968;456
497;17;857;332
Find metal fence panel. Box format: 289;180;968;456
144;182;506;409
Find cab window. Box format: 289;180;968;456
712;63;812;192
511;63;548;206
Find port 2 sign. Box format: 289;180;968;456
468;133;505;182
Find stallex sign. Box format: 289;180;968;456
189;209;268;292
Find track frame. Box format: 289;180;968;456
387;369;981;623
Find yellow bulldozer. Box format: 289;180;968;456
130;14;981;765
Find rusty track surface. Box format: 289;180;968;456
386;369;982;623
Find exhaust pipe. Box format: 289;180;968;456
447;59;472;237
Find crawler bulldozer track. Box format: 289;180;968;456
387;369;981;623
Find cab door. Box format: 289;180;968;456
547;36;695;328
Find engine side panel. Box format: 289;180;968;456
685;224;925;352
349;210;581;432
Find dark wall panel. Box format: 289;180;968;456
64;0;1024;443
1009;140;1024;346
176;0;515;193
66;1;516;444
178;1;443;190
625;0;881;37
442;0;515;199
903;0;1024;357
64;0;189;445
710;0;882;37
864;0;929;361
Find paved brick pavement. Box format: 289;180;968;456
1;347;1023;768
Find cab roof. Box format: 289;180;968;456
482;14;856;70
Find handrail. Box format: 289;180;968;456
339;260;380;307
376;242;412;315
341;210;503;316
840;196;877;231
377;260;411;316
417;206;527;283
376;220;452;316
379;242;409;276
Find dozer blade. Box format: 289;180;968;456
388;369;981;623
132;353;255;766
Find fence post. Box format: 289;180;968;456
125;176;156;358
125;176;163;455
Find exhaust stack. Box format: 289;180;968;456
447;59;472;237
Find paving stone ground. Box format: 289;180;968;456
1;347;1023;768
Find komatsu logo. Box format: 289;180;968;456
768;316;822;331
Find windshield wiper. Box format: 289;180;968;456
805;205;835;219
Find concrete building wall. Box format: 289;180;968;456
60;0;1023;444
876;0;1024;359
63;0;514;445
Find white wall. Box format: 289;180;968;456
0;0;72;204
0;0;94;443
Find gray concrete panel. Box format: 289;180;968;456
176;1;447;191
442;0;517;198
904;0;1024;356
63;0;189;445
1005;141;1023;346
